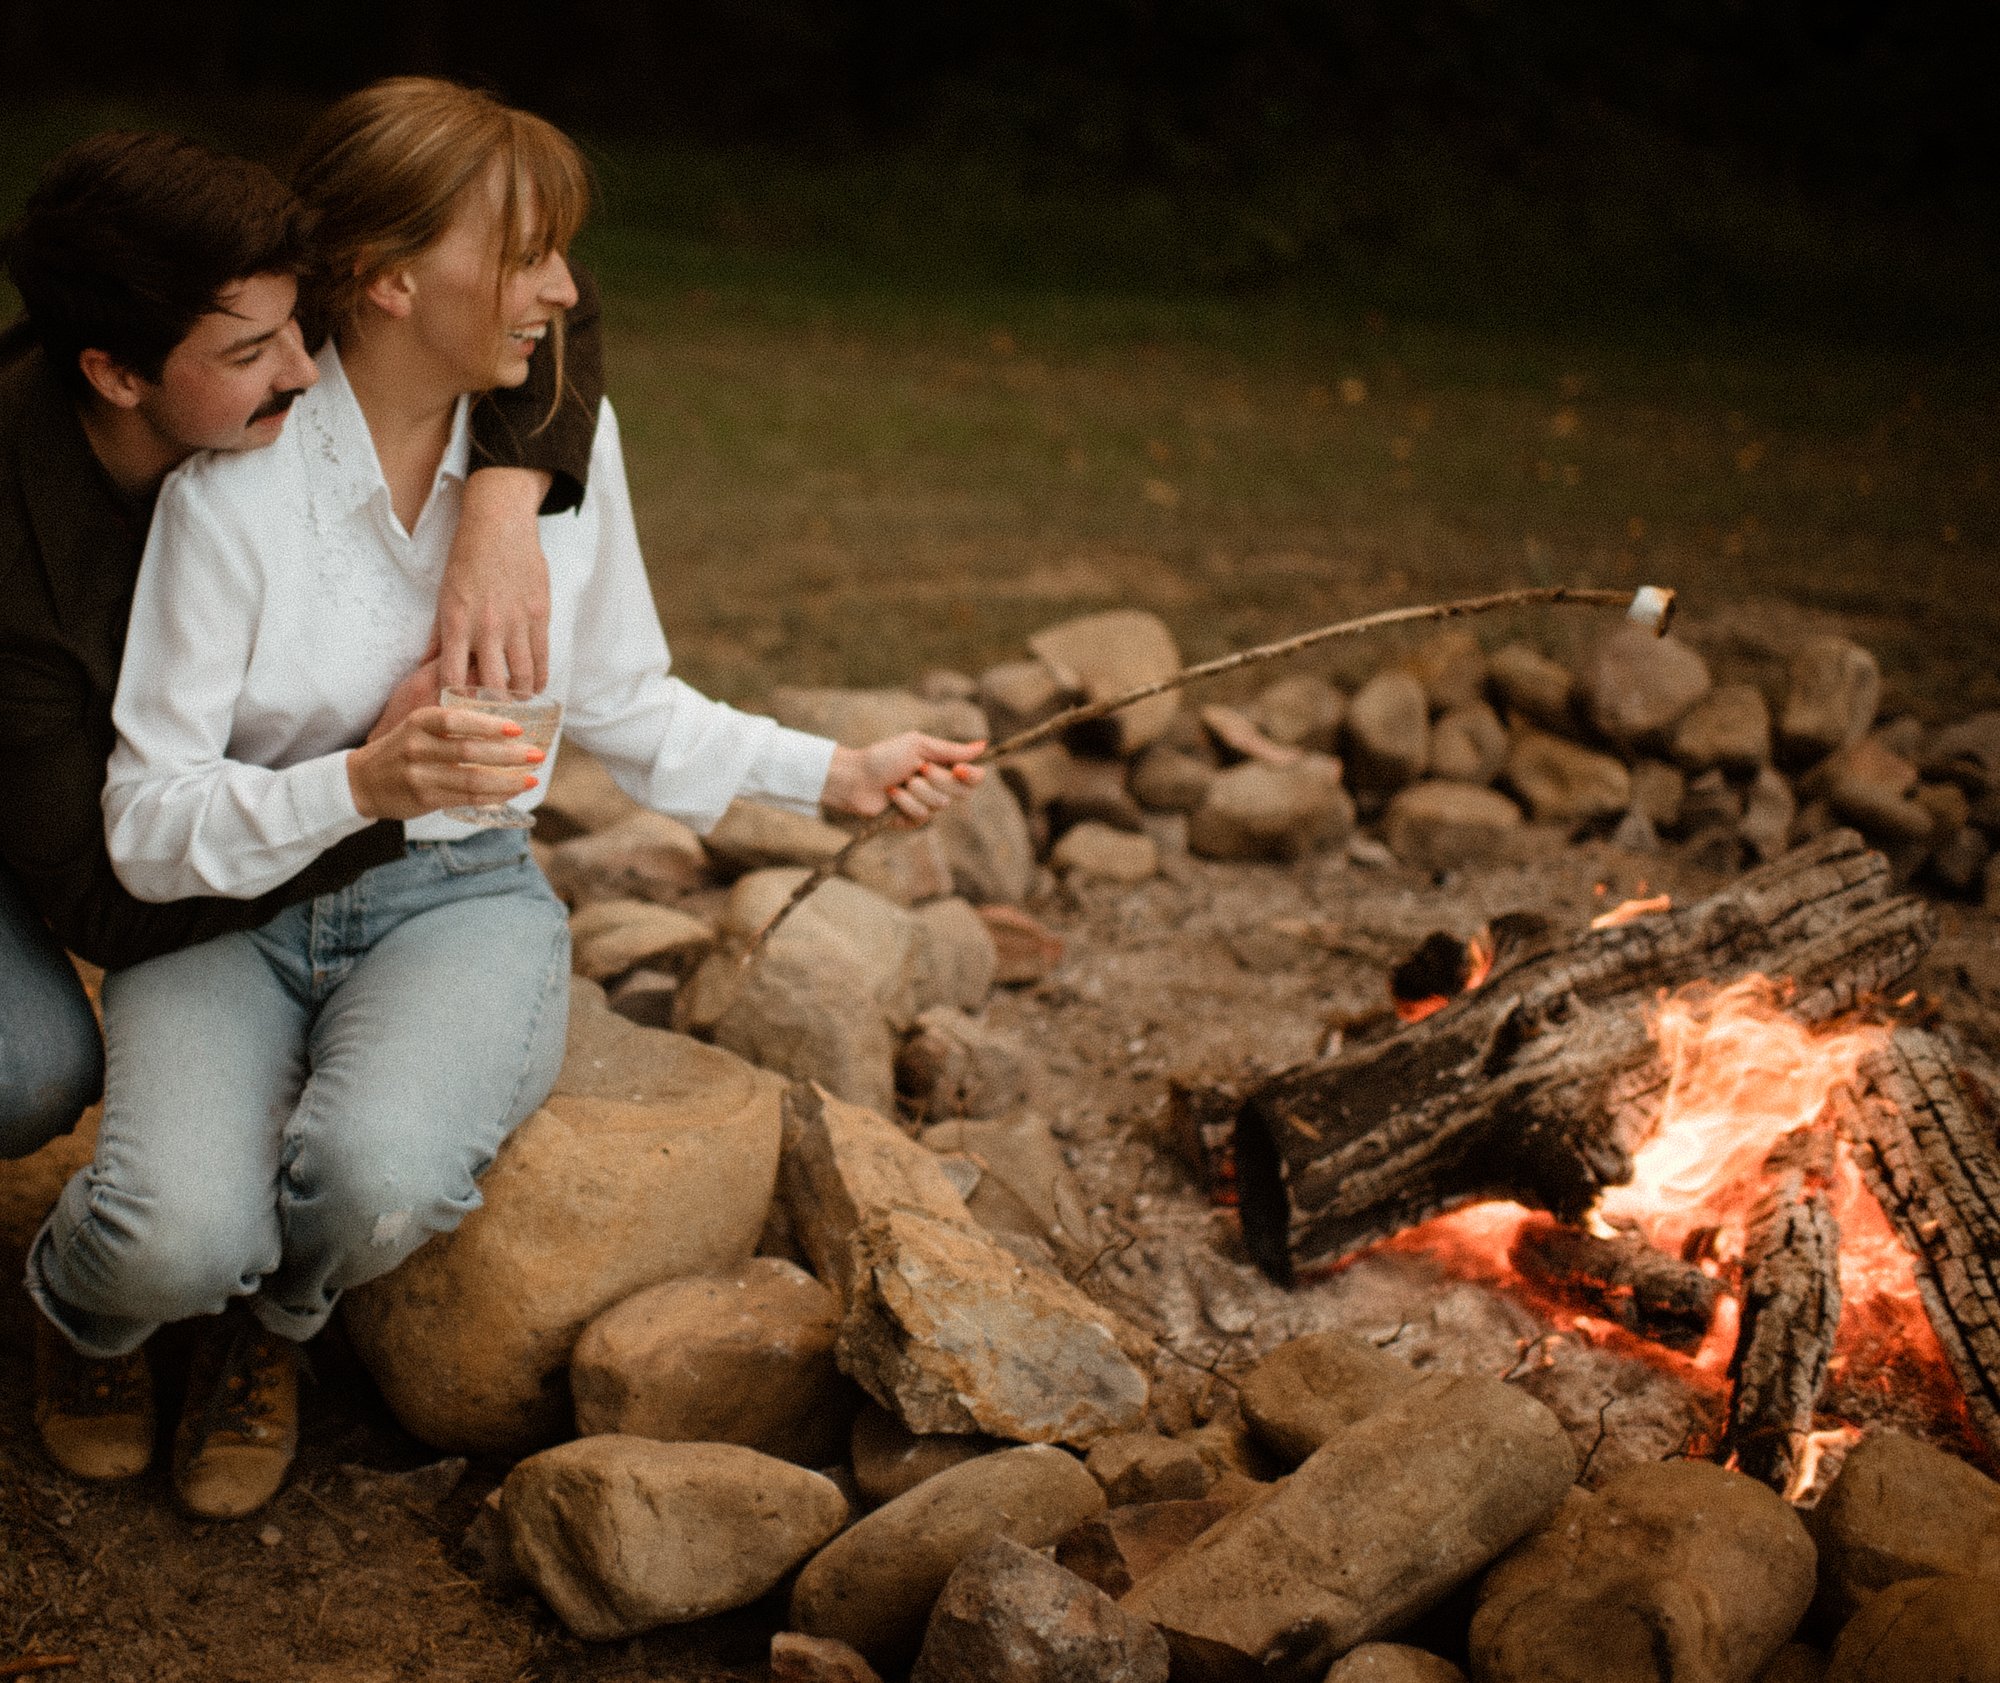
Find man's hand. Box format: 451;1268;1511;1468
346;704;545;822
438;467;554;694
366;651;444;744
822;734;986;823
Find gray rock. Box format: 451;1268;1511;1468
1427;701;1508;785
1489;643;1579;734
850;1401;1002;1505
1672;682;1773;776
1248;674;1345;752
911;1536;1169;1683
912;898;1000;1015
543;810;711;908
1085;1431;1213;1506
1123;1374;1576;1676
1471;1460;1816;1683
1740;765;1800;862
1403;629;1488;715
1325;1645;1468;1683
568;898;715;983
790;1444;1109;1669
1504;728;1632;827
772;1632;886;1683
921;1115;1089;1248
1027;609;1183;756
1780;636;1880;765
705;799;849;875
1824;1574;2000;1683
1130;744;1219;813
1051;822;1159;882
1343;672;1431;790
503;1436;847;1640
1584;626;1713;751
1188;756;1355;861
1382;781;1525;872
979;659;1073;741
570;1258;857;1466
1236;1332;1421;1466
898;1007;1039;1120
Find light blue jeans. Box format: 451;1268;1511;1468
28;831;570;1359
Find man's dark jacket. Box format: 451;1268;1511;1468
0;269;603;971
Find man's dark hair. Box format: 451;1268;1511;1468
1;131;305;395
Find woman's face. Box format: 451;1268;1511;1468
406;160;577;392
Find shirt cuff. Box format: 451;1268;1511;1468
742;726;837;817
287;750;368;841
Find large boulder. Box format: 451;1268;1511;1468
1027;610;1182;756
542;809;710;907
1780;637;1880;765
343;1017;784;1453
1824;1574;2000;1683
1583;626;1712;752
1188;757;1355;861
503;1436;847;1640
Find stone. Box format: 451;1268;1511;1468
1236;1332;1421;1466
1202;703;1305;765
910;1536;1170;1683
705;799;850;874
1056;1496;1243;1598
790;1444;1108;1670
1123;1374;1575;1680
1930;823;1994;897
1780;636;1880;765
768;686;988;752
1988;853;2000;913
1130;743;1219;812
921;1115;1089;1248
1584;626;1713;751
1818;739;1932;845
849;1402;1002;1505
1053;755;1151;837
1027;609;1183;756
1382;781;1525;872
918;669;978;703
1489;643;1578;734
1805;1428;2000;1625
938;776;1038;905
1085;1432;1213;1506
1672;681;1774;776
845;826;957;907
1504;728;1632;827
1681;767;1746;832
567;898;715;983
538;744;642;840
1470;1460;1816;1683
912;898;1000;1014
604;966;679;1027
1051;822;1159;882
1922;710;2000;795
1249;674;1345;752
1758;1644;1830;1683
344;1050;784;1453
1824;1574;2000;1683
543;809;710;907
897;1008;1038;1120
979;659;1074;741
978;905;1065;985
1915;778;1972;837
838;1208;1149;1443
1325;1646;1468;1683
1188;756;1355;861
1343;671;1431;790
772;1632;886;1683
503;1436;847;1640
778;1084;977;1301
1404;629;1489;715
1874;715;1926;761
1740;765;1800;862
1630;758;1687;830
569;1258;857;1466
1427;701;1508;785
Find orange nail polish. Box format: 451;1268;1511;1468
502;722;524;736
525;749;546;763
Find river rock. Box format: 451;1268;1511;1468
568;898;715;983
1325;1645;1467;1683
344;1038;784;1453
790;1444;1109;1669
1806;1428;2000;1624
1818;739;1932;844
1630;758;1687;830
1188;756;1355;861
1085;1432;1212;1506
1922;710;2000;795
1343;672;1431;790
1505;728;1633;826
1673;682;1774;776
1028;609;1182;756
1471;1459;1816;1683
922;1115;1089;1249
543;809;710;907
1056;1494;1245;1597
767;685;987;751
911;1536;1170;1683
1202;703;1302;766
846;826;957;907
850;1401;1002;1504
1045;749;1151;834
1780;637;1880;765
839;1208;1149;1443
538;744;642;840
1249;674;1345;751
569;1257;856;1465
1824;1574;2000;1683
1123;1373;1576;1678
897;1008;1038;1120
1584;626;1712;751
503;1436;847;1640
1052;822;1159;882
706;799;849;874
978;905;1064;984
1681;767;1747;833
979;659;1073;741
913;897;999;1014
1740;765;1800;862
1427;701;1508;785
1382;781;1525;872
939;775;1038;905
772;1632;886;1683
1489;643;1578;733
1404;629;1488;715
1237;1332;1421;1466
1131;744;1219;812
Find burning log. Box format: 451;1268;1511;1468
1723;1129;1843;1491
1831;1030;2000;1449
1509;1216;1721;1352
1223;830;1936;1282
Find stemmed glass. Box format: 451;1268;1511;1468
438;686;563;829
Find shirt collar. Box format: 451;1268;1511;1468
301;341;472;531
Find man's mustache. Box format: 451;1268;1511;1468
251;387;307;423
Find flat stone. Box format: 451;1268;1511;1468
1740;765;1799;862
1427;701;1508;786
912;898;999;1014
921;1115;1089;1248
543;809;710;908
1504;727;1632;827
705;799;850;875
1403;629;1489;715
570;1258;857;1465
1051;822;1159;882
1824;1574;2000;1683
1236;1332;1421;1465
568;899;715;983
1781;636;1880;765
1489;643;1578;734
1806;1428;2000;1625
911;1535;1169;1683
1129;744;1219;813
772;1632;886;1683
1343;671;1431;791
898;1008;1038;1120
1248;674;1345;752
1672;682;1774;776
1382;781;1525;872
790;1444;1108;1670
1056;1495;1244;1598
850;1401;1002;1505
503;1436;846;1639
1027;609;1182;756
1202;703;1305;765
976;904;1065;985
1584;626;1712;752
1325;1645;1468;1683
1471;1460;1816;1683
1188;756;1355;861
1123;1374;1575;1678
1085;1432;1213;1506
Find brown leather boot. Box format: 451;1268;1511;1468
33;1313;155;1481
171;1311;298;1520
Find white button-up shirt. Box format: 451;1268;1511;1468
104;342;834;902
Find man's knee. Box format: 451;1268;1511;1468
0;1003;104;1159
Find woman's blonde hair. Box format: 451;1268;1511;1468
293;77;589;402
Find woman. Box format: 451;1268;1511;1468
30;78;981;1515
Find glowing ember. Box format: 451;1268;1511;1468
1591;892;1674;930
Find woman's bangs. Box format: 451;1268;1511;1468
504;118;589;260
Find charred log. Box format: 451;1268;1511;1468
1509;1216;1721;1352
1224;830;1936;1274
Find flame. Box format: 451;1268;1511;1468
1785;1424;1865;1503
1591;892;1674;930
1392;931;1495;1024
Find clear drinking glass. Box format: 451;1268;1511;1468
438;686;563;829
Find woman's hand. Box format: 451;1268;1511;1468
435;467;554;694
822;733;986;824
346;704;545;822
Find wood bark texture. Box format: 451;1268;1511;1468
1509;1216;1721;1352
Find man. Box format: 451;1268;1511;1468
0;130;602;1515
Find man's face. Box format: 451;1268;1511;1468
132;272;320;455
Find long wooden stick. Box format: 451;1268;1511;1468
739;583;1674;969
